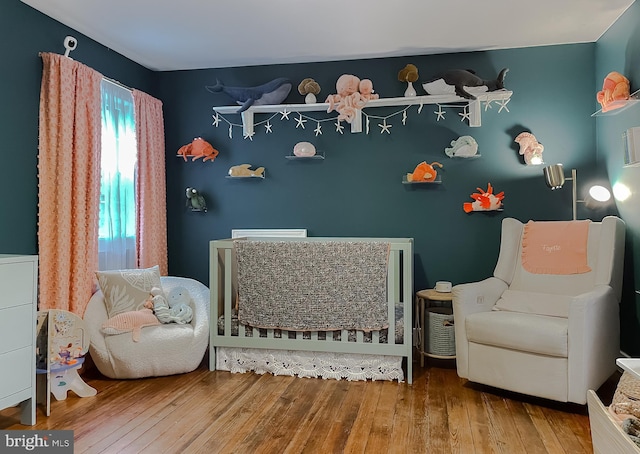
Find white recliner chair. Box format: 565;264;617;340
452;216;625;404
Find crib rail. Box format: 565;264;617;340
209;237;414;383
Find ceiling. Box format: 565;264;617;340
21;0;635;72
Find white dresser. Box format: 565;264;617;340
0;254;38;425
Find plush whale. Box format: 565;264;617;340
206;78;292;113
423;68;509;100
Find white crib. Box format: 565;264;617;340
209;236;414;383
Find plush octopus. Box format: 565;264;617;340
326;74;378;123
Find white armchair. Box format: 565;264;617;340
84;276;210;379
452;216;625;404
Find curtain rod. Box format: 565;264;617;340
37;52;135;93
102;76;133;93
40;35;135;93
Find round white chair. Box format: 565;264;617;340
84;276;210;379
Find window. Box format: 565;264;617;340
98;79;137;270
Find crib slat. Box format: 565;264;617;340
387;249;398;344
224;247;233;336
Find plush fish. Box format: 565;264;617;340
228;164;265;178
423;68;509;100
445;136;478;158
206;78;292;113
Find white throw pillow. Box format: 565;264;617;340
96;265;162;318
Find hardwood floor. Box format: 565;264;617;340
0;357;617;453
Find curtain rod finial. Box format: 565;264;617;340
63;36;77;58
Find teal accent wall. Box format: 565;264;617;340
157;45;599;291
596;0;640;355
0;1;154;254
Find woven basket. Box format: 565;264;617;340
426;307;455;356
611;371;640;418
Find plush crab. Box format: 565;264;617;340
177;137;219;162
463;183;504;213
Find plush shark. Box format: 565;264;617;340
206;77;292;113
423;68;509;100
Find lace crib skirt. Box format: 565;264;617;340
216;347;404;382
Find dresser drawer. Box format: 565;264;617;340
0;347;33;400
0;261;35;310
0;305;33;355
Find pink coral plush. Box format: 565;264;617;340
597;71;630;112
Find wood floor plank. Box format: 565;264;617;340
281;379;340;454
341;379;383;454
425;367;451;453
363;380;400;453
481;390;527;453
0;358;599;453
318;380;366;452
298;380;352;453
461;380;493;454
443;367;477;454
523;402;568;453
404;366;430;451
540;404;591;454
503;397;549;454
388;379;414;454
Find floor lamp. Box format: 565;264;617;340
543;164;611;220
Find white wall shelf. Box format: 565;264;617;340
214;90;513;136
591;89;640;116
285;152;325;160
402;175;442;184
448;154;482;159
226;174;265;180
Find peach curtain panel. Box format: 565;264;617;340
38;53;102;316
133;90;168;275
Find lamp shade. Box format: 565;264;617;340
588;185;611;203
543;164;566;189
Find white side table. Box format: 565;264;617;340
415;289;455;367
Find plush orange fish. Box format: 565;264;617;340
463;183;504;213
409;161;443;182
